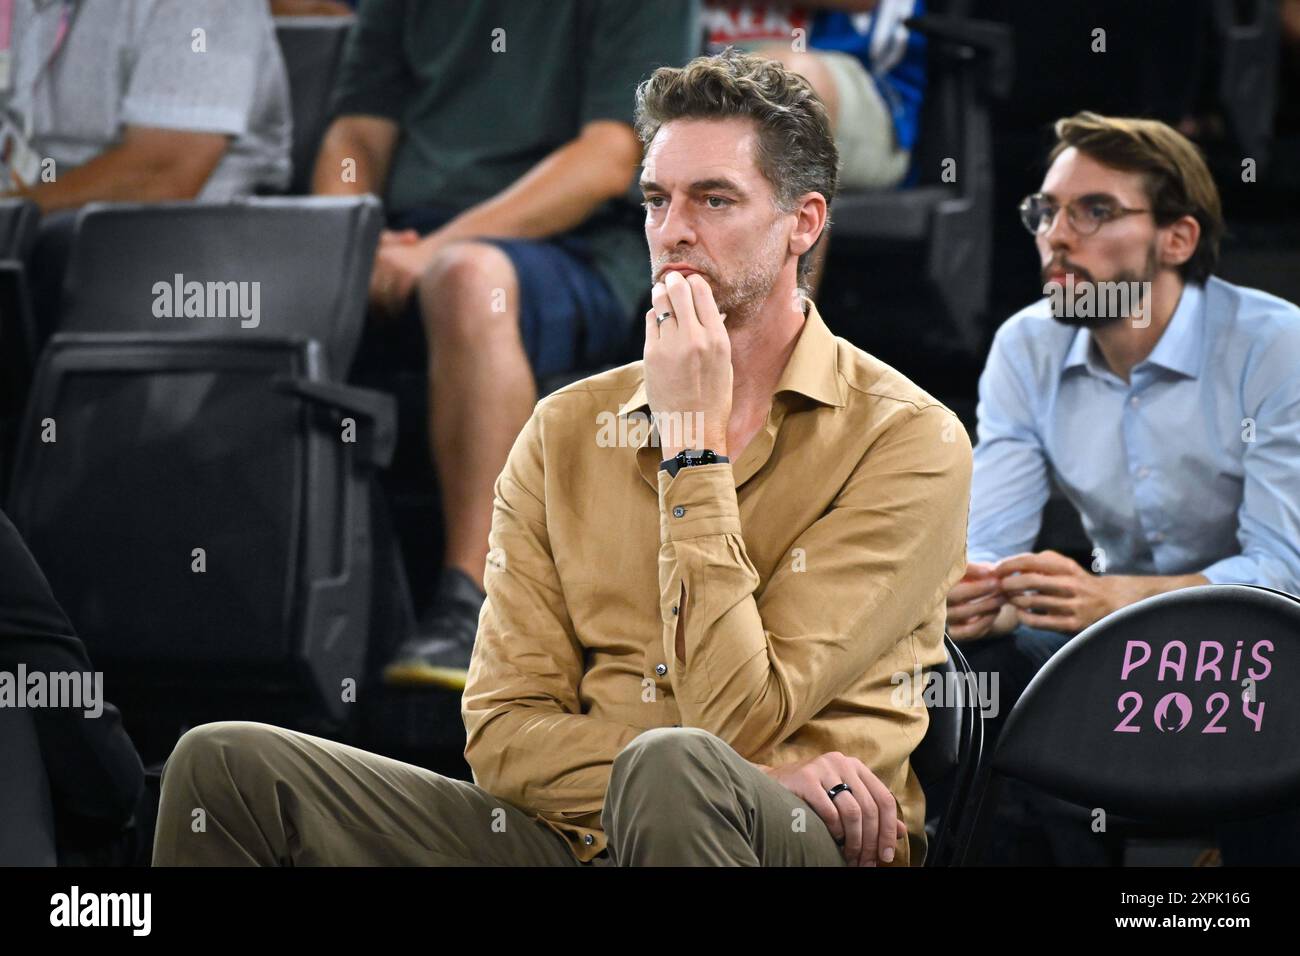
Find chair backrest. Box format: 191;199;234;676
0;199;41;497
57;196;382;378
7;333;376;726
956;585;1300;861
274;16;356;194
0;198;40;259
911;639;964;784
910;634;984;865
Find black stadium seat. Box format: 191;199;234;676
0;196;39;259
954;585;1300;864
830;1;1013;355
0;198;41;497
910;634;985;866
5;197;394;751
273;15;357;195
56;196;380;377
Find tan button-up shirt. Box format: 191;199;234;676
462;299;972;865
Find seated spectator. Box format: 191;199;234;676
1;0;290;208
702;0;926;292
1;0;292;337
152;49;971;868
0;508;146;866
947;111;1300;863
310;0;699;690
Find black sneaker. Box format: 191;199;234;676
382;567;486;690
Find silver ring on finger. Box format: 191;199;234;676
657;310;674;326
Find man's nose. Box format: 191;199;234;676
655;198;697;248
1040;206;1079;248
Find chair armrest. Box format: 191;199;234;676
272;376;397;469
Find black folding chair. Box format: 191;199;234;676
953;584;1300;865
830;1;1013;354
6;197;393;747
910;633;985;866
0;198;41;496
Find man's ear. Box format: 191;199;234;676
788;191;827;259
1158;214;1201;270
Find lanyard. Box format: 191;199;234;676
0;0;75;103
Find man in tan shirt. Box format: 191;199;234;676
151;49;970;868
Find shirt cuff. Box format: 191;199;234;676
121;101;248;137
1201;554;1263;587
657;463;740;541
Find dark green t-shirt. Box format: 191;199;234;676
331;0;701;322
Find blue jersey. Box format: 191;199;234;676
811;0;927;154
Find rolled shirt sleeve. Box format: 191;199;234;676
657;403;972;757
121;0;272;136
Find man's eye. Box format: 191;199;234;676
705;196;730;208
1086;203;1115;221
641;197;665;210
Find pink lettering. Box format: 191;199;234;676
1194;641;1224;681
1247;640;1274;681
1120;641;1152;680
1156;641;1187;681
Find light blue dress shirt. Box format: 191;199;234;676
969;276;1300;593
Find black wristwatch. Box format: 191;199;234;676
659;448;730;478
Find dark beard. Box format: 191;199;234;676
1045;246;1157;329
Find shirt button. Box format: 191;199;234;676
1129;395;1141;408
1137;466;1150;479
671;604;678;615
673;506;686;518
584;834;594;846
655;663;668;677
1151;531;1165;543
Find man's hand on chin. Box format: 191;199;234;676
643;270;732;461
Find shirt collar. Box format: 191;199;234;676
616;296;846;429
1061;281;1206;381
1142;281;1205;379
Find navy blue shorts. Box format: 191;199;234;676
387;205;630;380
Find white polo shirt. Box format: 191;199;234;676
4;0;291;198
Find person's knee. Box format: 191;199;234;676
753;45;836;114
418;241;520;348
609;726;727;797
1010;624;1075;668
161;720;282;798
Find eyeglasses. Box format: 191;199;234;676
1019;193;1150;237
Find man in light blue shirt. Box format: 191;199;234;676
949;110;1300;722
969;275;1300;594
946;110;1300;864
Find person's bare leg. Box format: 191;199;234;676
754;44;841;130
419;242;535;591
